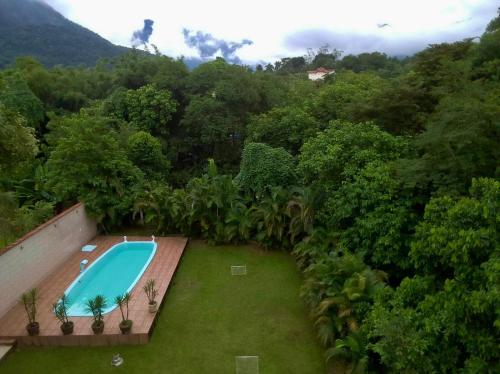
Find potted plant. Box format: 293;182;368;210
115;292;133;334
21;288;39;336
53;294;74;335
85;295;107;334
143;279;158;313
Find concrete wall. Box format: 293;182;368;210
0;203;97;318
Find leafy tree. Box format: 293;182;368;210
125;84;177;136
298;121;408;192
185;59;260;113
473;8;500;79
411;40;473;96
149;56;189;102
307;71;386;124
253;72;316;109
361;41;474;136
0;191;53;248
181;95;242;167
111;51;180;90
0;71;45;129
14;60;115;113
246;107;321;154
485;7;500;33
236;143;297;194
310;53;338;69
398;82;500;194
324;162;417;276
127;131;170;181
46;113;142;226
274;57;307;74
101;88;129;122
304;45;342;68
0;104;38;177
181;60;261;168
362;73;429;135
338;52;404;76
367;178;500;372
185;58;232;95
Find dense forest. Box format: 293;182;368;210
1;8;499;373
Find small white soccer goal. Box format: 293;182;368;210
231;265;247;276
235;356;259;374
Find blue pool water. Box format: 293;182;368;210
65;241;157;316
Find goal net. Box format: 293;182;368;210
235;356;259;374
231;265;247;276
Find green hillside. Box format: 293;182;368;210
0;0;129;67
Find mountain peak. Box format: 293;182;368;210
0;0;129;67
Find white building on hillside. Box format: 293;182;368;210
307;67;335;81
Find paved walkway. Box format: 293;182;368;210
0;344;13;361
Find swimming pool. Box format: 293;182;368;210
64;240;157;317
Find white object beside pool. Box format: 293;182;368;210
81;244;97;252
80;259;89;272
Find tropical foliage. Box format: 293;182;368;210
1;9;500;372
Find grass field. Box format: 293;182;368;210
0;241;325;373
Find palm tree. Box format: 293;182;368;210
185;159;244;243
132;185;159;226
286;186;317;244
133;183;172;231
86;295;107;333
224;202;253;243
168;189;193;235
251;186;291;249
12;163;55;205
292;227;337;270
302;252;385;353
325;332;369;374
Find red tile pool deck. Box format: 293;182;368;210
0;236;188;346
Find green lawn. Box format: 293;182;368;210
0;241;325;373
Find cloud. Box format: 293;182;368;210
283;20;492;57
182;29;253;63
33;0;500;63
131;19;154;47
284;29;392;55
283;1;498;57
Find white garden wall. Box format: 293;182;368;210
0;203;97;317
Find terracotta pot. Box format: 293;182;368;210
119;320;133;335
26;322;39;336
148;301;158;313
91;320;104;334
61;321;74;335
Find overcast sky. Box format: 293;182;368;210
43;0;498;63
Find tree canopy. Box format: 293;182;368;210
0;11;499;372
